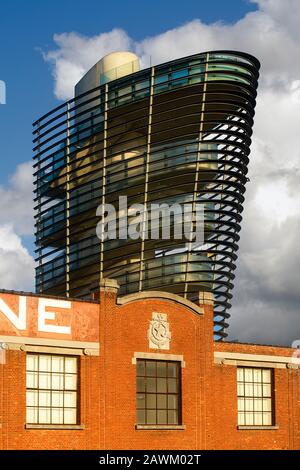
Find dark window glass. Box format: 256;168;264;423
136;360;181;425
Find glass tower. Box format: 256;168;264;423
33;50;260;339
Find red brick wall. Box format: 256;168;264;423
0;351;103;449
210;342;300;450
98;290;214;450
0;289;299;450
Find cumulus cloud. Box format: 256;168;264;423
0;161;33;235
0;225;35;291
0;163;35;291
39;0;300;345
43;29;132;100
42;0;300;100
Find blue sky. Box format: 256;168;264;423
0;0;256;181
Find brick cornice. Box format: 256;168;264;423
117;290;204;316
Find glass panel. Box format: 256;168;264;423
147;394;156;409
146;361;156;377
245;412;253;426
244;369;253;382
262;369;271;383
27;355;38;371
39;372;51;389
262;398;272;412
137;409;145;424
65;357;77;373
154;74;168;85
65;374;77;390
146;410;156;425
245;398;253;411
52;356;64;373
157;394;167;409
52;408;64;424
135;80;150;91
167;363;178;378
52;391;64;407
253;369;261;383
157;378;167;393
171;69;188;79
26;372;38;389
254;398;262;411
136;360;145;376
237;368;244;382
262;384;271;397
238;412;245;426
64;408;77;424
168;378;177;393
38;407;51;424
237;383;244;396
39;355;51;372
157;410;167;425
168;410;178;425
39;390;51;407
168;395;178;410
27;407;38;424
118;85;132;97
52;373;64;390
157;362;167;377
26;391;38;407
146;377;156;393
253;383;262;397
136;377;145;392
64;391;77;407
254;412;263;426
136;394;145;409
190;65;205;75
263;412;272;426
245;383;253;397
237;398;244;411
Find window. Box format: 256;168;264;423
237;367;274;426
136;360;181;425
26;354;79;425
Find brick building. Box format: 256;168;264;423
0;279;299;450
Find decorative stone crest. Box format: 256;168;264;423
148;312;171;350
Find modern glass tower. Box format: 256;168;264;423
33;50;259;339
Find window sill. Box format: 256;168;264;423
25;424;85;430
135;425;186;430
238;425;279;431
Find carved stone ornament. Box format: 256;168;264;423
148;312;171;350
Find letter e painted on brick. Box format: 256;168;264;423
38;298;71;334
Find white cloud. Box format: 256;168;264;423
0;161;33;235
38;0;300;344
0;225;35;292
42;0;300;100
0;163;35;291
43;29;132;100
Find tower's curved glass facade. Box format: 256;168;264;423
33;51;259;339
